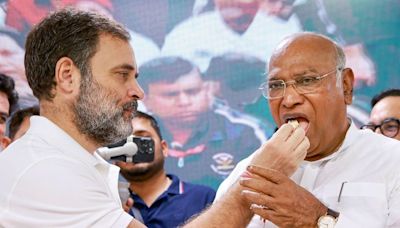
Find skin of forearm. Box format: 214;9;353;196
183;182;253;228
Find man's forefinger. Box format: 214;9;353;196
270;123;296;143
246;165;285;184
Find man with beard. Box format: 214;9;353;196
116;111;215;228
0;9;146;227
139;56;269;189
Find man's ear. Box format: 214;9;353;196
54;57;80;96
161;139;169;157
342;68;354;105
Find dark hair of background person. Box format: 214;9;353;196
24;8;130;101
138;56;197;93
133;110;163;141
204;53;265;91
0;73;19;113
371;88;400;108
8;106;40;140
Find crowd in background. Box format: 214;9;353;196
0;0;399;189
0;2;399;227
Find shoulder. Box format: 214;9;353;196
341;128;400;175
212;105;269;141
354;129;400;155
184;181;216;194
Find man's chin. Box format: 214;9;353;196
123;111;134;121
121;168;152;182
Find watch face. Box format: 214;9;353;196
318;215;337;228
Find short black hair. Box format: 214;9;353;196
138;56;198;94
371;89;400;108
133;111;163;140
0;74;19;114
25;8;130;101
205;53;265;91
8;106;40;140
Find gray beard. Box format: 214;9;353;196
73;74;136;146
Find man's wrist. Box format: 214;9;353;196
317;206;340;228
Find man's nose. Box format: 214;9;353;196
281;84;303;108
177;93;191;105
128;79;144;100
375;127;382;134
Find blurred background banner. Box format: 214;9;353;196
1;0;398;189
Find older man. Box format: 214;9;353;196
212;32;400;227
362;89;400;141
0;9;146;227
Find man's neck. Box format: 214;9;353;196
40;102;99;153
307;120;351;162
129;170;171;207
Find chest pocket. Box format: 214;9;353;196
319;182;388;228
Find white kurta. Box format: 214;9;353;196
162;10;301;71
0;116;133;227
216;123;400;228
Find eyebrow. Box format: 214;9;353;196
268;68;320;80
111;63;136;72
133;130;150;136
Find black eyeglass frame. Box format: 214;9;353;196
360;117;400;138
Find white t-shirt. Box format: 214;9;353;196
215;123;400;228
162;10;301;71
0;116;133;227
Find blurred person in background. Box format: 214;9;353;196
361;89;400;141
205;52;275;129
7;106;39;143
139;56;269;189
0;73;18;151
116;111;215;228
162;0;301;71
0;28;35;101
58;0;160;67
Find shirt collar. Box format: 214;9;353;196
165;174;182;195
27;116;102;168
28;116;122;205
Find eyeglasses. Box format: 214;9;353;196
259;68;341;100
360;118;400;138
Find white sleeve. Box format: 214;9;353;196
1;157;133;227
215;154;253;201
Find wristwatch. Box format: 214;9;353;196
317;208;340;228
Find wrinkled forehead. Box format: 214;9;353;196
267;35;337;79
